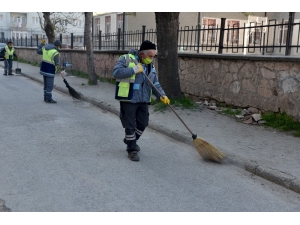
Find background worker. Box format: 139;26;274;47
1;41;18;75
113;40;170;161
37;39;62;103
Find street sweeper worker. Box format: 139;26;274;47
113;40;170;162
1;41;18;75
37;39;62;103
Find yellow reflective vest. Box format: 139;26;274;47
115;54;138;101
4;46;15;60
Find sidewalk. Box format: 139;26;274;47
2;62;300;195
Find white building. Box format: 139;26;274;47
0;12;85;41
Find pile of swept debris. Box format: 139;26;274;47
196;100;266;125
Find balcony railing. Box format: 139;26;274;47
10;22;27;28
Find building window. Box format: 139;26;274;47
32;17;39;25
32;33;42;39
76;35;83;43
11;31;28;39
278;21;288;45
226;20;240;44
248;16;267;45
73;19;82;27
62;34;69;44
95;18;100;34
202;18;217;43
60;20;68;26
12;16;22;28
117;14;123;32
248;22;262;44
0;14;3;22
105;16;111;40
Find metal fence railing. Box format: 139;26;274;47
2;16;300;56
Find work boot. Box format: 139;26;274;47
3;72;7;76
8;69;13;75
45;99;57;103
127;150;139;161
123;138;140;152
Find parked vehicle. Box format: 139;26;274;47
0;43;6;61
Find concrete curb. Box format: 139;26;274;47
21;72;300;195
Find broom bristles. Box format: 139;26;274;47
193;137;225;163
63;78;81;99
68;86;81;99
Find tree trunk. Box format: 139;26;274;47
155;12;182;99
84;12;97;85
42;12;55;43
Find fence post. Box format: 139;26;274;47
218;18;226;54
117;28;121;50
99;31;101;50
122;12;125;50
25;37;27;47
71;33;73;49
60;34;62;43
31;36;32;47
142;25;146;42
36;35;38;47
285;12;295;56
197;23;201;53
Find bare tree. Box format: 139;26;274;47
40;12;55;43
38;12;83;43
84;12;97;85
155;12;182;99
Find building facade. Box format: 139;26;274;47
0;12;85;43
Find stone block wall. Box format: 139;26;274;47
16;47;300;120
179;54;300;120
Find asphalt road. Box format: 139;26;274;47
0;72;300;212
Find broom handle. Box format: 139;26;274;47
142;72;194;135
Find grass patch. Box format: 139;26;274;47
220;107;242;116
151;96;197;112
17;58;40;67
261;112;300;137
98;77;116;85
68;70;89;79
67;69;116;85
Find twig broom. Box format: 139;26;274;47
143;72;225;163
59;70;81;100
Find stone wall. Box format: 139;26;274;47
16;47;300;120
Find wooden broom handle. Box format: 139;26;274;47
142;72;194;135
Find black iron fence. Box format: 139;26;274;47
2;16;300;56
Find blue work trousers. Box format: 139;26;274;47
43;76;55;101
4;59;13;74
119;102;149;150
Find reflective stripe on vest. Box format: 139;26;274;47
4;46;15;59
